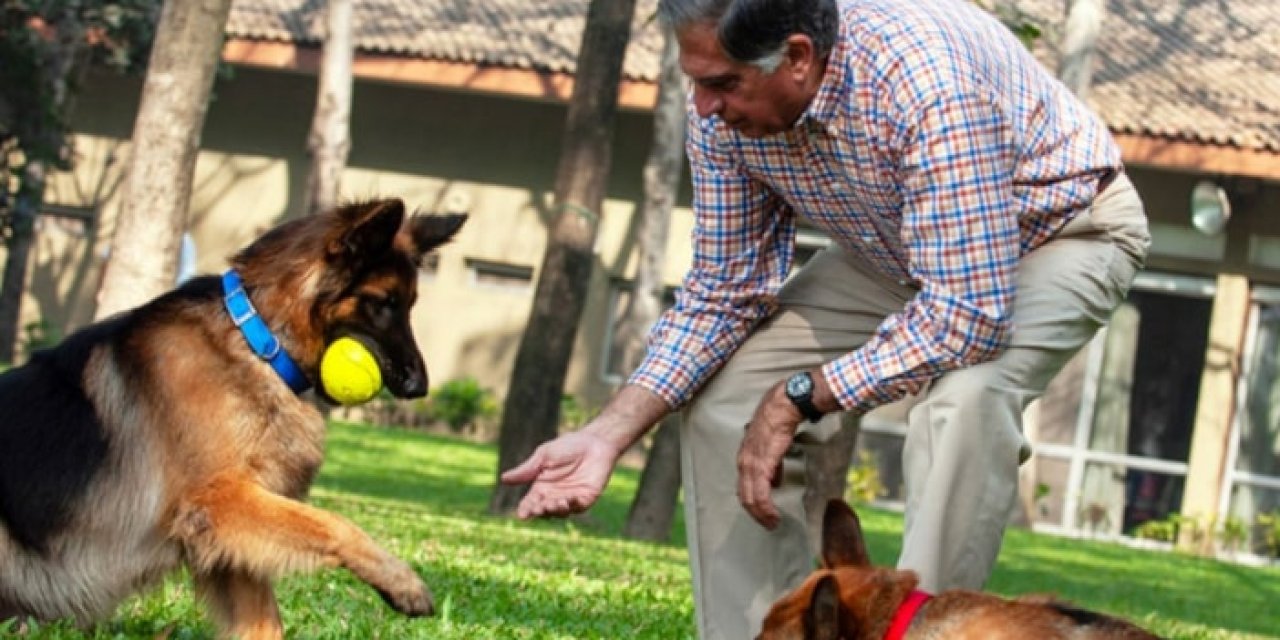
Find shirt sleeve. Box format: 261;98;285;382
821;91;1020;412
627;112;795;408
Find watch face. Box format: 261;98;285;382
786;372;813;397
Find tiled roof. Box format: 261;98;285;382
225;0;1280;153
226;0;664;84
1006;0;1280;153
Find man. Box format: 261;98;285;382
502;0;1150;637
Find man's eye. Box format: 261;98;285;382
715;78;740;92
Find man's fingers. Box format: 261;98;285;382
500;449;544;484
737;436;784;530
740;475;781;530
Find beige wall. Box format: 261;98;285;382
18;62;1280;420
22;65;695;411
1127;166;1280;283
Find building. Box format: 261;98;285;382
12;0;1280;558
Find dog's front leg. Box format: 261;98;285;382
195;567;283;640
177;475;433;617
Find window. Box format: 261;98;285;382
1030;273;1215;537
465;258;533;293
1222;288;1280;558
418;253;441;282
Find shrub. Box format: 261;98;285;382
559;393;593;429
1218;515;1249;554
845;450;886;505
1259;510;1280;558
425;377;498;432
22;319;60;353
1133;515;1180;543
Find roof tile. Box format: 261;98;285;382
225;0;1280;152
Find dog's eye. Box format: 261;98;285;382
359;295;399;326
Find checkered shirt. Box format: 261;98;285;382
629;0;1122;412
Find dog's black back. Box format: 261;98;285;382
0;277;223;554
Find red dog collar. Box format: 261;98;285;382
884;590;932;640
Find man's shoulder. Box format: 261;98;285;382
836;0;1019;69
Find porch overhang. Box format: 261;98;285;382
222;39;1280;182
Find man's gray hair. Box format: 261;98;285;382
657;0;839;72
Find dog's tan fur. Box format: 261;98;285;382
757;499;1162;640
0;200;465;638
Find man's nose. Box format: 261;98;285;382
693;87;722;118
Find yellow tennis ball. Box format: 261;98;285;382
320;337;383;405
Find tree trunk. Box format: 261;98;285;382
621;27;687;541
302;0;354;218
489;0;638;514
0;161;46;364
94;0;233;319
1058;0;1105;100
0;8;88;362
802;413;860;549
623;414;682;541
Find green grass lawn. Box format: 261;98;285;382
8;421;1279;639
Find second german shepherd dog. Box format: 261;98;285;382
0;199;465;638
758;499;1162;640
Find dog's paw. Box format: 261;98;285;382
373;561;434;617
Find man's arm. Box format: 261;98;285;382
582;384;672;452
503;108;793;519
822;89;1020;413
737;89;1020;528
628;108;795;408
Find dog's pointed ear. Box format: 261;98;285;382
821;499;871;568
329;199;407;262
806;575;846;640
406;213;467;260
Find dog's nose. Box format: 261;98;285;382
401;368;427;398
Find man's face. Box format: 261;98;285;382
677;21;815;138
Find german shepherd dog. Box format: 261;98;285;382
0;199;465;638
758;499;1162;640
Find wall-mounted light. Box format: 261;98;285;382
1190;180;1232;236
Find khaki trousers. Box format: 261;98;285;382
679;175;1150;640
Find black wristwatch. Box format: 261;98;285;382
784;371;825;423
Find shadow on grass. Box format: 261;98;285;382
318;423;1279;639
317;425;683;542
987;530;1280;637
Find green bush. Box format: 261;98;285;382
559;393;593;429
1258;510;1280;557
1219;516;1249;553
22;319;60;353
845;450;886;505
425;377;498;432
1133;515;1180;543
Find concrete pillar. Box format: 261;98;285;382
1179;274;1251;554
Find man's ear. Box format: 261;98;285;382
821;499;872;568
329;199;406;262
407;213;468;261
784;33;817;82
806;575;846;640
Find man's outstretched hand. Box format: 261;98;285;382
499;430;621;519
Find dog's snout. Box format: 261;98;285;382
401;368;427;398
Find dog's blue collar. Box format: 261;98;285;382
221;269;311;394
